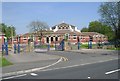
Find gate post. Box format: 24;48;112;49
2;44;4;55
14;44;17;54
5;42;8;55
78;42;80;50
18;42;20;53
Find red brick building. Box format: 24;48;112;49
0;32;5;51
11;22;108;45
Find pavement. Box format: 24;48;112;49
67;49;119;55
4;52;60;63
2;51;61;76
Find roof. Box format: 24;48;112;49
81;32;104;36
51;22;76;29
22;30;54;36
54;30;81;35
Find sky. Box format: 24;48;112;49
2;2;102;34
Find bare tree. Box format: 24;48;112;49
98;2;120;47
27;21;49;45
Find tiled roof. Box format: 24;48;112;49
22;30;54;36
54;30;81;35
81;32;104;36
51;22;76;29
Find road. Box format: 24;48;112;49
13;59;119;79
2;50;119;79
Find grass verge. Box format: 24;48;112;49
0;57;13;67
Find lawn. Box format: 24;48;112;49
0;57;13;67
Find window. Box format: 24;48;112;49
46;37;49;43
73;37;76;39
73;34;76;36
73;34;76;39
24;36;26;38
51;37;53;42
55;37;58;41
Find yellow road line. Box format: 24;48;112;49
55;55;68;62
61;56;68;61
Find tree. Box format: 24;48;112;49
0;23;16;38
98;2;120;47
88;21;114;40
88;21;102;33
81;27;88;32
27;20;49;44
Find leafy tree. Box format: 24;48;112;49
88;21;102;33
0;23;16;39
81;27;88;32
27;20;49;44
88;21;114;40
98;2;120;47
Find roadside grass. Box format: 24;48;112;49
107;47;120;50
0;56;13;67
71;44;97;49
80;44;96;49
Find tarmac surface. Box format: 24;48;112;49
2;51;60;74
2;49;119;79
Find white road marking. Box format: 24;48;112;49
38;58;118;72
87;76;91;79
2;74;27;80
105;69;120;75
30;73;38;76
3;57;63;77
2;57;117;78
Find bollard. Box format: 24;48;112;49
78;42;80;50
5;42;8;55
90;41;92;49
88;41;92;49
18;43;20;53
14;44;17;54
47;43;50;51
88;41;90;49
61;39;64;51
55;42;56;50
2;44;4;55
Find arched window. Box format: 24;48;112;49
46;37;49;43
51;37;53;42
55;37;58;41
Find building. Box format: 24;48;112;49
0;32;5;51
10;22;108;45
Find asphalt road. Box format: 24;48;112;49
2;50;119;79
9;59;119;79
